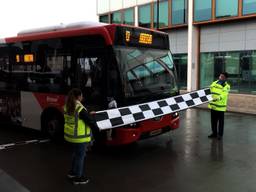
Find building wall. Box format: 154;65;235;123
199;93;256;115
123;0;137;8
97;0;155;14
110;0;123;11
168;29;188;54
199;20;256;114
228;93;256;114
137;0;154;6
97;0;110;14
201;20;256;52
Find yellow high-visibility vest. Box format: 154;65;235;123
64;103;91;143
208;80;230;112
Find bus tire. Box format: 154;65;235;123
41;109;64;141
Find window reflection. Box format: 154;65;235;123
145;61;165;74
153;0;168;28
194;0;212;22
216;0;238;18
127;60;169;95
173;54;187;89
200;51;256;94
133;65;151;79
171;0;188;25
111;11;122;24
160;52;174;69
99;14;109;23
243;0;256;15
124;8;134;25
139;4;151;28
114;46;177;97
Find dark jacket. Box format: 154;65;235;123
79;109;97;129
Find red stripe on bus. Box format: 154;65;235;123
5;26;113;45
33;93;65;111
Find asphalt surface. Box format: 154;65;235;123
0;108;256;192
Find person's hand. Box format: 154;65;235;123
212;96;220;101
90;111;96;115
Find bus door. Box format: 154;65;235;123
76;48;123;111
75;49;107;111
105;49;123;108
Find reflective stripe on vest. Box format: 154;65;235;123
64;104;91;143
208;80;230;112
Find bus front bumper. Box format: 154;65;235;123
105;115;180;146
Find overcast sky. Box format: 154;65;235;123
0;0;98;38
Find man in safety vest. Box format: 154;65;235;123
64;88;96;185
208;72;230;140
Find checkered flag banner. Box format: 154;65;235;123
95;88;212;130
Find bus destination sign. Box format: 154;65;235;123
115;26;169;50
125;30;153;45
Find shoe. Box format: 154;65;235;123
217;136;222;140
67;172;76;179
208;134;217;138
72;176;90;185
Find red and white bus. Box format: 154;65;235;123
0;22;179;145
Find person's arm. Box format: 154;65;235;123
210;81;222;101
79;108;97;128
220;84;230;101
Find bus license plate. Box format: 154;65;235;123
149;129;162;136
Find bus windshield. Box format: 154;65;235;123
114;46;178;99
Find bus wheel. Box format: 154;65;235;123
41;111;64;141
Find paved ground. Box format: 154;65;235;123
0;108;256;192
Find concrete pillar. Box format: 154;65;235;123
187;0;200;91
135;6;139;26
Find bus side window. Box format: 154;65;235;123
78;57;92;88
78;57;103;106
10;42;36;91
62;55;73;88
28;39;70;93
0;51;9;89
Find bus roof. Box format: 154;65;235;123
2;21;168;47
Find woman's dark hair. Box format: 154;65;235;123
66;88;82;115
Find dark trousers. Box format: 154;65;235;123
211;109;224;137
71;143;87;177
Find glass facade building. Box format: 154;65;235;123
153;0;169;28
99;14;109;23
173;54;188;89
194;0;212;22
243;0;256;15
111;11;122;24
216;0;238;18
200;51;256;94
171;0;188;25
138;4;151;28
124;8;134;25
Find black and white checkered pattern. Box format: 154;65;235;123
95;88;212;130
